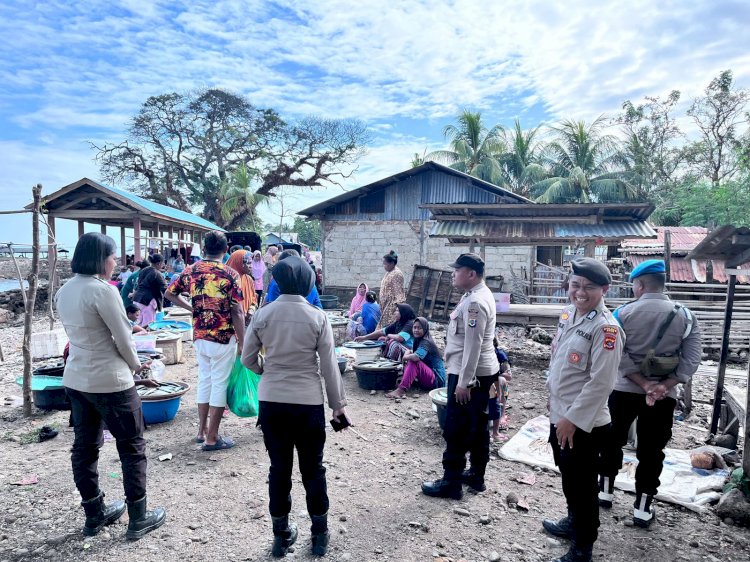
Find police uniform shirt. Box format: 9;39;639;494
444;281;500;388
546;300;625;433
613;293;702;399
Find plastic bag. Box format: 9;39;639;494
149;359;166;381
226;357;260;417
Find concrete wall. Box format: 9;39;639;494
321;220;532;291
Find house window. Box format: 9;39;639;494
359;190;385;214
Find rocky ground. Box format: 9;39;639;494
0;318;749;562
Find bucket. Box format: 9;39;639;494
319;295;339;310
337;357;348;375
354;367;399;391
429;387;449;430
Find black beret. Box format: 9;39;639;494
449;253;485;273
570;257;611;286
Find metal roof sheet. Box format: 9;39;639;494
430;220;656;241
297;161;531;216
34;178;224;231
427;202;655;220
622;226;709;253
627;253;750;284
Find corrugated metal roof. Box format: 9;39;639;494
297;161;531;216
428;202;654;220
622;226;708;254
36;178;224;231
627;253;750;284
430;220;656;241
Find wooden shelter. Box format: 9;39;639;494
27;178;224;266
687;225;750;478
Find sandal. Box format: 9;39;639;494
202;436;235;452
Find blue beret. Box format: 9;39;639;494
629;259;666;281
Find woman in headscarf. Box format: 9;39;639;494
346;283;368;318
225;249;258;325
132;253;167;327
386;317;446;398
250;250;266;301
379;250;405;328
242;256;349;557
355;302;416;361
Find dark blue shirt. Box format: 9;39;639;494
265;279;323;308
415;341;446;388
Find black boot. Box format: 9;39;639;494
81;491;126;537
461;469;487;492
421;478;463;500
633;493;656;528
550;542;593;562
310;513;330;556
598;475;614;508
271;515;298;558
542;510;573;539
125;495;166;540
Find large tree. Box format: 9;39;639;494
686;69;749;186
531;116;639;203
427;110;505;184
92;89;369;229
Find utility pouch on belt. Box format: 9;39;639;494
639;304;681;379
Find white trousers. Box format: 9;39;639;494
193;337;236;408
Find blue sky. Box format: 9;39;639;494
1;0;749;251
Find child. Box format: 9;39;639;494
489;337;512;441
125;304;147;334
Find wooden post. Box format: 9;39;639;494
664;229;671;282
710;274;737;434
584;241;596;258
743;355;750;478
133;217;142;262
100;224;107;235
47;215;58;330
78;220;84;238
120;227;127;266
23;184;42;417
168;226;174;251
156;222;163;254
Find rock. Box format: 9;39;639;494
717;489;750;526
510;543;525;553
46;534;70;546
506;492;520;507
339;515;347;522
287;546;295;553
158;453;172;461
45;549;58;559
454;507;471;517
522;403;535;410
370;390;377;395
479;515;492;525
547;538;561;547
339;526;347;534
14;549;29;556
689;540;699;548
375;546;383;554
406;409;420;419
341;554;352;561
489;551;501;562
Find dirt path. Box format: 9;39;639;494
1;320;749;562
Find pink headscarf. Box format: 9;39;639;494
348;283;368;317
250;251;266;291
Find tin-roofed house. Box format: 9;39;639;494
297;162;535;293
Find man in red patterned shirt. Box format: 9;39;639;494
166;231;244;451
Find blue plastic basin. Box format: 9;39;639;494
141;396;181;424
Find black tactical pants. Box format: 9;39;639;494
599;390;676;497
259;401;329;518
549;423;608;546
441;373;495;481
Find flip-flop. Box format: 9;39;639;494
202;436;235;452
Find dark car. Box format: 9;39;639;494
226;231;262;252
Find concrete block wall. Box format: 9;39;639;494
322;220;532;292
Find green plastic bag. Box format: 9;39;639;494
226;357;260;418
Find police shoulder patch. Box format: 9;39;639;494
602;325;618;350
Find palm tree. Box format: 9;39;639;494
410;149;428;168
219;163;268;231
427;110;506;184
531;116;639;203
498;119;548;198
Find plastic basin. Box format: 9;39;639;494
319;295;339;310
141;396;181;424
354;367;399;391
337;357;348;375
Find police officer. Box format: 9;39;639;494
542;258;624;562
422;253;499;500
598;259;701;527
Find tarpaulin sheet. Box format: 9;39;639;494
499;415;729;513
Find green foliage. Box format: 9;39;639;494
292;216;322;250
663;176;750;228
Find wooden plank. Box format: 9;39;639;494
427;271;445;318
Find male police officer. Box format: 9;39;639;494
598;259;701;527
422;253;499;500
542;258;624;562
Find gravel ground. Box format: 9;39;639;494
0;318;749;562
